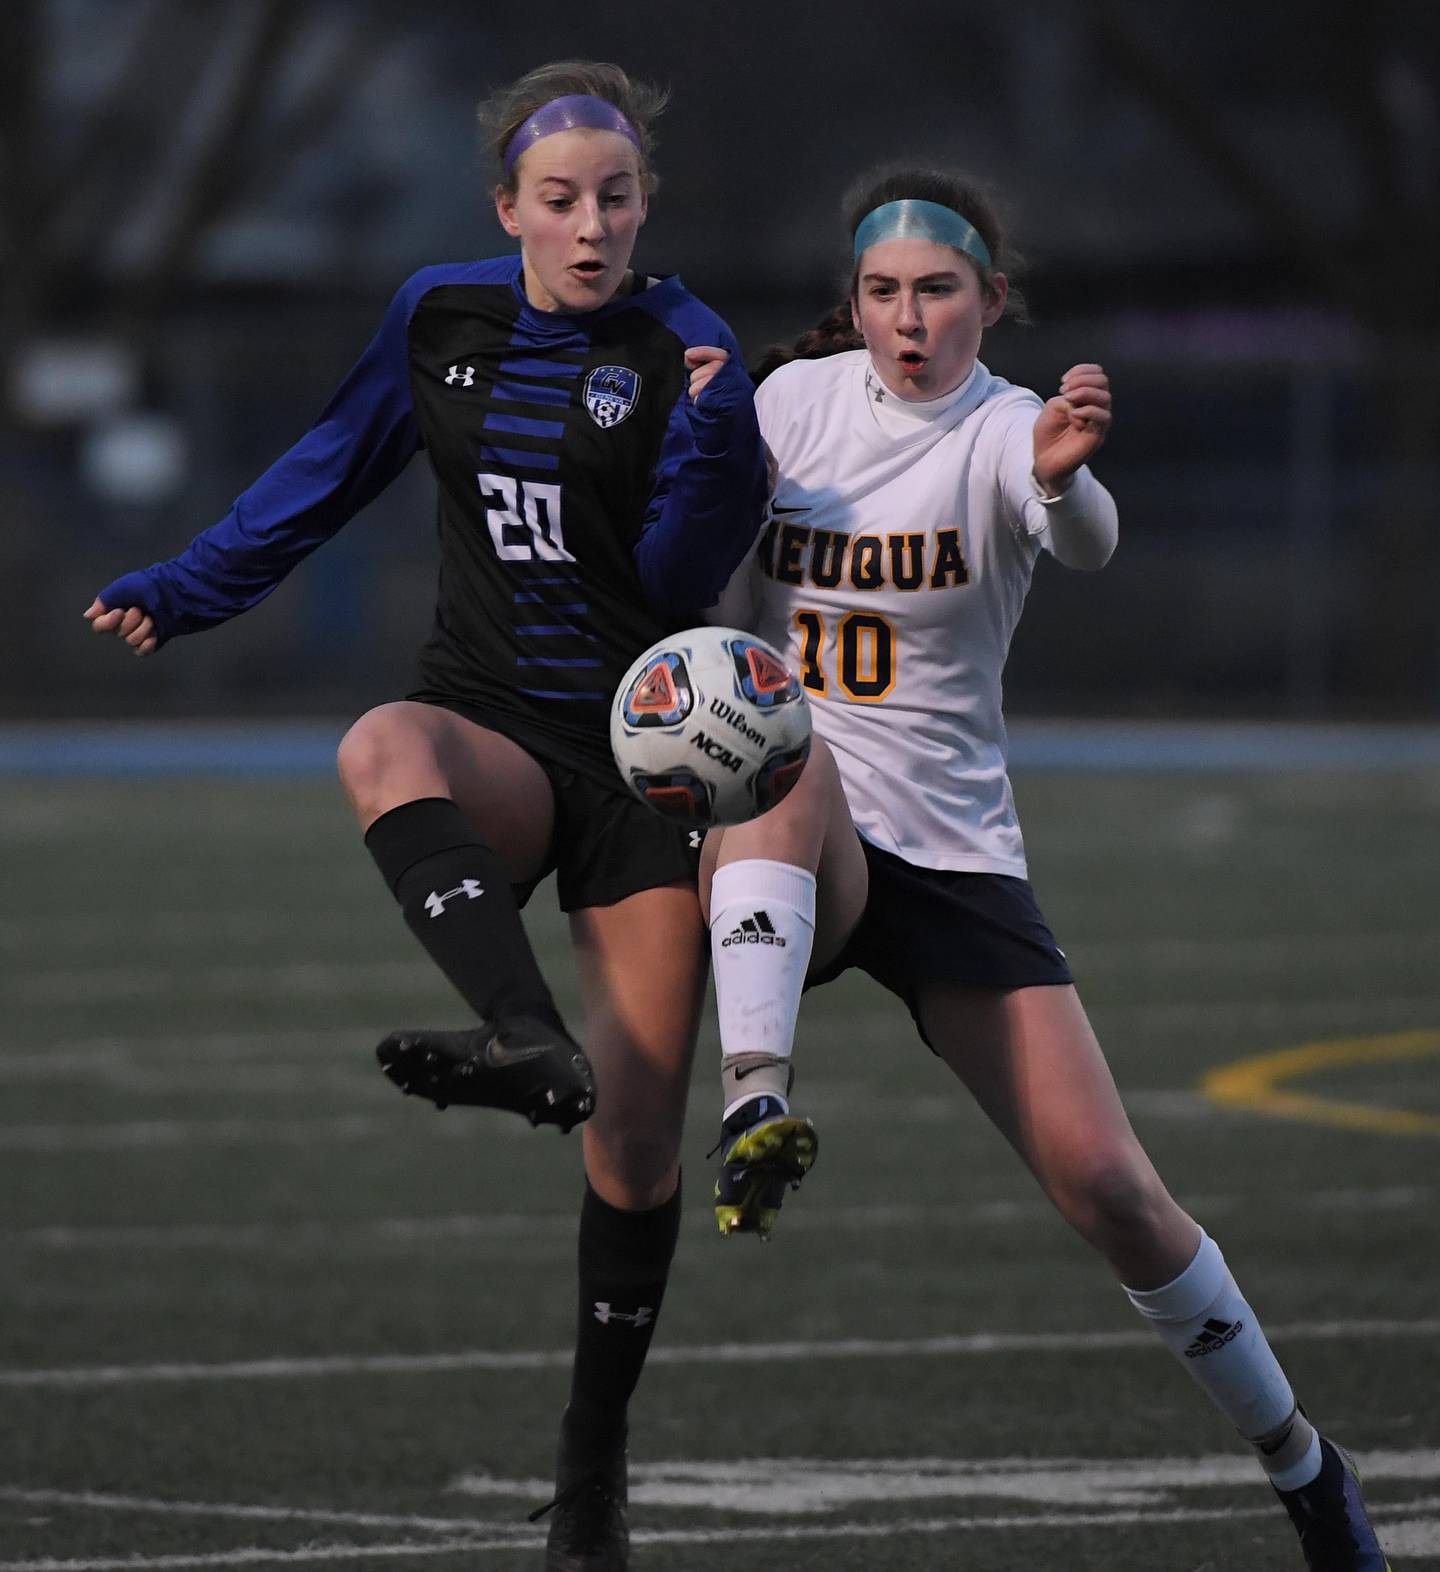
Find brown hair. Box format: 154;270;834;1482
479;61;669;194
756;164;1028;382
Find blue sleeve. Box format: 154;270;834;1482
96;277;425;642
633;323;768;621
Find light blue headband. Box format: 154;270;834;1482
852;198;993;269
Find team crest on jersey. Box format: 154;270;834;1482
584;365;640;429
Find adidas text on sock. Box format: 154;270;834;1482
710;859;816;1062
1124;1231;1298;1443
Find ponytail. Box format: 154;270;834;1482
752;303;863;384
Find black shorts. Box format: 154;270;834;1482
808;838;1074;1044
420;698;701;912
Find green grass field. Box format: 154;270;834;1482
3;767;1439;1570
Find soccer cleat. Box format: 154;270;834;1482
529;1410;628;1571
1275;1436;1392;1570
375;1015;595;1133
713;1094;817;1240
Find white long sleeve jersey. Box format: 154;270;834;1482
729;350;1117;876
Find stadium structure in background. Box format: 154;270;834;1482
4;0;1437;720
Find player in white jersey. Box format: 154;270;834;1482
701;167;1389;1571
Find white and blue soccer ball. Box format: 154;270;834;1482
610;625;812;829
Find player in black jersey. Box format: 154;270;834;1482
85;61;767;1572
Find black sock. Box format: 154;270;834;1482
364;797;563;1031
567;1179;683;1441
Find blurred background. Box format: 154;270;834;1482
6;11;1440;1565
4;0;1439;723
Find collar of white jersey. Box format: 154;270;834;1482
862;358;990;438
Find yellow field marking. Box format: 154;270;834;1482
1202;1029;1440;1136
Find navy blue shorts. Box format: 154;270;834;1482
807;838;1073;1044
419;697;700;913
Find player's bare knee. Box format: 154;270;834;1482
588;1124;682;1197
337;706;430;817
799;733;845;810
1054;1154;1170;1250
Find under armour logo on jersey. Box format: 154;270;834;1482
445;364;476;387
593;1301;653;1328
425;880;484;917
688;830;703;850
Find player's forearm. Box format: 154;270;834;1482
1033;467;1118;570
635;438;769;617
636;359;768;617
96;393;419;641
97;494;335;640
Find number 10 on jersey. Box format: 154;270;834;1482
792;609;896;702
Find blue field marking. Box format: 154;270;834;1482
1005;720;1440;771
2;721;1438;776
0;723;347;775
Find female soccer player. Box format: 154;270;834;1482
85;61;766;1571
703;166;1389;1571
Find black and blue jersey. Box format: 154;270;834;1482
99;255;767;780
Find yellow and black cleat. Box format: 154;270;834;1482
713;1097;818;1241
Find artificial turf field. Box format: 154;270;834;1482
3;765;1439;1570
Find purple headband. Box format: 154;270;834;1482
503;93;643;174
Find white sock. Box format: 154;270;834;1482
710;859;815;1116
1125;1232;1321;1489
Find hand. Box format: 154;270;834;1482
1032;363;1112;496
684;345;730;404
84;598;159;657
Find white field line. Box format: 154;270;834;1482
0;1115;503;1154
0;913;371;947
9;961;434;1005
1385;1519;1440;1555
2;1031;371;1068
8;923;1439;968
2;1502;1435;1572
4;1185;1430;1253
0;1542;509;1570
0;1032;369;1072
4;1453;1440;1567
8;985;1440;1076
10;995;1440;1061
0;1075;1419;1150
449;1448;1440;1512
0;914;365;947
4;1317;1438;1390
12;932;1440;1005
0;1075;1429;1152
1098;995;1440;1035
0;1488;516;1536
0;1064;369;1095
1077;929;1440;970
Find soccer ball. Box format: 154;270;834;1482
610;626;811;829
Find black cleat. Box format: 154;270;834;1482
529;1410;628;1571
375;1015;595;1132
1275;1436;1392;1570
